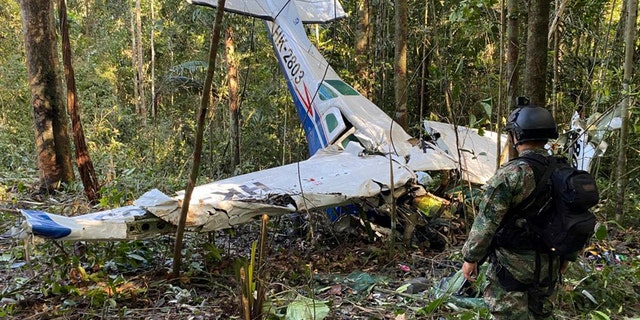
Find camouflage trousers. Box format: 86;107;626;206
483;262;557;320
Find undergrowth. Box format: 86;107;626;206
2;187;640;320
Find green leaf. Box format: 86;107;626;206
0;252;12;262
581;290;598;304
62;299;77;308
127;253;147;263
595;223;608;241
589;310;610;320
480;99;492;118
285;295;329;320
421;297;446;314
459;311;479;320
51;283;61;295
396;283;411;293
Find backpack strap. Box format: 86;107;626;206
496;153;554;240
487;153;551;261
511;153;554;214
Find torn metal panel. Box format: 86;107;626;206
423;121;508;185
405;142;460;172
566;106;622;172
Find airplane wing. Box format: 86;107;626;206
17;145;423;241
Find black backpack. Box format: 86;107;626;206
496;153;600;256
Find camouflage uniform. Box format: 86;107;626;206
462;148;560;319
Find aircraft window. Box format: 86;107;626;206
325;80;360;96
318;83;338;100
325;113;339;132
340;134;359;149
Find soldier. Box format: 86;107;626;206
460;105;571;319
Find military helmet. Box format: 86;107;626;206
505;105;558;143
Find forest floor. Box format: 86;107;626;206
1;191;639;319
0;188;475;320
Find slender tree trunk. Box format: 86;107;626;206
394;0;408;129
84;0;92;37
374;1;385;107
548;0;568;43
498;0;505;167
136;0;146;126
505;0;519;107
19;0;75;191
355;0;372;98
226;27;240;171
551;24;560;118
173;0;226;278
549;0;568;120
615;0;637;221
419;0;431;122
59;0;100;202
614;0;629;57
586;19;599;113
151;0;156;118
524;0;550;106
506;0;520;159
130;7;140;116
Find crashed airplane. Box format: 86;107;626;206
15;0;618;242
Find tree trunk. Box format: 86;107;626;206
355;0;372;99
173;0;226;278
506;0;520;109
130;7;140;116
136;0;146;126
226;27;240;171
524;0;550;106
419;0;431;122
59;0;100;202
83;0;92;37
614;0;629;59
394;0;408;130
19;0;75;191
375;1;389;108
615;0;637;221
551;22;560;118
550;0;568;120
498;0;506;167
506;0;520;160
151;0;156;118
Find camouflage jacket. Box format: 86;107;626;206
462;148;559;284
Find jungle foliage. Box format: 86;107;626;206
1;0;639;318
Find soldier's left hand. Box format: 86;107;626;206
462;261;478;281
